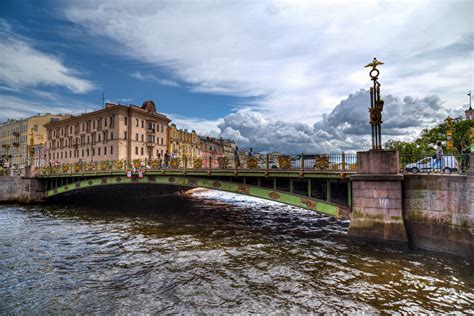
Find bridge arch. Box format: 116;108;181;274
44;175;349;217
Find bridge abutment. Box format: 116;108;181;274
0;177;45;203
348;151;408;244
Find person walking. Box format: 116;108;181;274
234;146;240;168
164;151;170;168
436;141;444;172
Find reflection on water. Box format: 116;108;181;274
0;190;473;314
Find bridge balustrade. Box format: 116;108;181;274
35;153;358;177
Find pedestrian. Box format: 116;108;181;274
436;141;443;172
234;146;240;168
164;151;170;168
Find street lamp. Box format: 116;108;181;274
365;57;385;151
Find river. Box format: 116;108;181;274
1;190;473;314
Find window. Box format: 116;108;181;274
110;132;114;140
141;120;144;128
161;138;163;145
82;149;84;157
136;133;138;141
82;123;85;131
98;147;101;156
124;132;127;139
61;152;63;159
135;147;138;155
98;134;101;142
136;119;139;127
141;134;144;142
161;125;163;133
92;148;95;156
86;149;89;156
141;147;144;155
87;136;90;143
104;118;107;127
65;151;67;158
93;121;96;129
104;147;107;155
124;117;128;125
33;124;38;132
110;146;113;154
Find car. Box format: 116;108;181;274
404;156;459;174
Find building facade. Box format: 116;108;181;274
168;124;201;164
0;113;69;173
45;100;170;165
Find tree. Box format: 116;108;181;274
385;119;474;155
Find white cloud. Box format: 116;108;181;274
215;90;466;153
131;71;180;87
0;20;94;93
64;0;472;122
167;113;223;137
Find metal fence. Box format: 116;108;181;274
400;154;469;175
36;153;358;176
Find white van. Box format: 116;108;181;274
404;156;459;174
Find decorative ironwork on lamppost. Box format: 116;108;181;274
365;57;384;151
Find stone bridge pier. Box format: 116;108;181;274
349;151;474;257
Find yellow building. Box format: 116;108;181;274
168;124;201;164
0;113;70;173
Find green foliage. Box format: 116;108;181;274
385;119;474;155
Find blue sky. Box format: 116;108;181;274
0;0;472;152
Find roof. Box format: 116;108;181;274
44;103;170;127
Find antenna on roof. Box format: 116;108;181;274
102;91;106;107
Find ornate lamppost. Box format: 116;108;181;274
365;57;385;151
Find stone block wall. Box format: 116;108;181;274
0;177;45;203
349;176;408;243
403;174;473;256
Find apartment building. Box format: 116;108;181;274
45;100;170;164
0;113;69;172
168;124;202;159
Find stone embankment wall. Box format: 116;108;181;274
403;174;473;256
0;177;44;203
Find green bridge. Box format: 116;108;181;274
38;167;354;217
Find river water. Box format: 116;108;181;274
1;190;473;314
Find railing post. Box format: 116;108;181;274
300;152;304;171
266;154;269;170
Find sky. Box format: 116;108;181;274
0;0;472;153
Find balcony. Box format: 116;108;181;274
13;131;20;137
12;142;20;147
147;128;156;134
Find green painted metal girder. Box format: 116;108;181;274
45;175;346;217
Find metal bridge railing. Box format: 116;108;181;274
35;153;358;176
400;153;469;175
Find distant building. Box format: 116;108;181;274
199;136;225;168
0;113;70;173
45;100;170;164
168;124;201;165
465;104;473;120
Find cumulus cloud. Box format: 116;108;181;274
217;90;466;153
0;19;94;93
64;0;473;122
